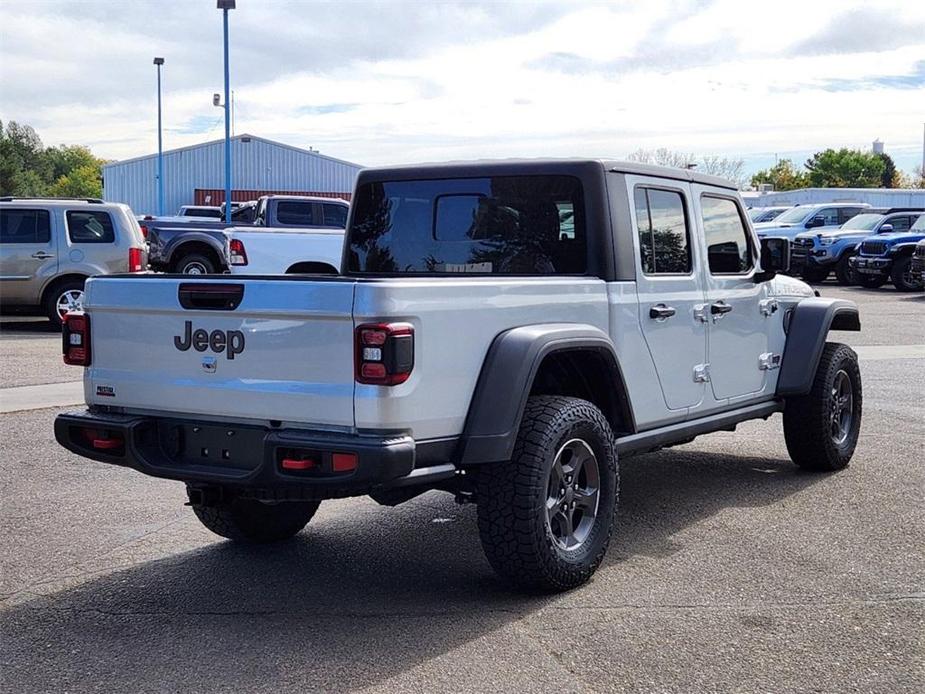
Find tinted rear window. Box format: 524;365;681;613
67;210;115;243
0;209;51;243
322;203;348;228
276;201;314;225
347;176;586;274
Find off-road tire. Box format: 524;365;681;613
476;395;618;592
857;274;887;289
834;254;857;286
783;342;861;472
175;253;216;275
44;277;86;328
890;257;923;292
192;497;320;542
801;266;829;284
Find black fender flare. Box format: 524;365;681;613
165;233;226;267
456;323;633;465
777;297;860;396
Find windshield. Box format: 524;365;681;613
773;206;812;224
911;214;925;232
347;175;586;275
840;214;883;231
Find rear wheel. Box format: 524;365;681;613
783;343;861;472
476;395;618;592
191;496;320;543
175;253;216;275
44;278;86;328
834;254;858;285
890;257;923;291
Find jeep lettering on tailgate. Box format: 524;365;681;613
174;321;245;359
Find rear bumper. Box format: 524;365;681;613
55;409;417;496
849;256;892;276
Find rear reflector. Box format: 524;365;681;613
62;313;91;366
129;247;144;272
332;452;358;472
281;457;318;471
355;322;414;385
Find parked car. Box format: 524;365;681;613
790;208;924;284
0;197;147;327
848;214;925;290
911;239;925;287
146;195;350;274
178;205;223;219
54;159;863;593
748;206;790;223
224;227;345;275
753;203;870;241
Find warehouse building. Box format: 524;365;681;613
743;187;925;208
102;134;362;216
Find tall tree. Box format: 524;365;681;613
750;159;809;191
626;148;746;187
875;152;898;188
804;148;885;188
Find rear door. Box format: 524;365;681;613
84;277;357;427
628;176;707;411
0;207;57;304
693;188;769;401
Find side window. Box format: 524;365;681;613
889;215;912;232
701;196;753;274
66;210;114;243
837;207;863;225
813;208;840;226
0;209;51;244
275;201;314;225
322;203;348;228
633;187;691;274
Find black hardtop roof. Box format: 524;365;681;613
356;158;738;191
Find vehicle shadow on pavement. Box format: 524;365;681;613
0;448;821;692
0;317;57;334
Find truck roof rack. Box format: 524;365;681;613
0;196;105;204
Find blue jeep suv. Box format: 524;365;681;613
849;213;925;290
790;209;924;285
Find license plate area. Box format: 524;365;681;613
156;420;265;471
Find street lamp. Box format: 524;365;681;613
217;0;235;222
153;57;165;216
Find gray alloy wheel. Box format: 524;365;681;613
56;288;85;320
545;438;601;551
829;370;854;445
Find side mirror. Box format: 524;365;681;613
879;223;893;233
755;237;790;282
806;216;826;228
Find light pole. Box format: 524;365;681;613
217;0;235;222
153;57;165;216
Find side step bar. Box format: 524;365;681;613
615;400;783;457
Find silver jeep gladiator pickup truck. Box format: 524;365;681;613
55;159;862;592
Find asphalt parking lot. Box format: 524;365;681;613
0;285;922;693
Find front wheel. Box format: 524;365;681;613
191;495;320;543
783;343;862;472
476;395;619;592
890;257;923;292
834;254;858;286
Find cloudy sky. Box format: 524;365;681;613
1;0;924;176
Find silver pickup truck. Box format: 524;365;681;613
55;159;862;592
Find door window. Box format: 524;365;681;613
322;203;348;228
701;196;753;274
836;207;864;224
633;187;692;274
885;215;913;233
66;210;115;243
0;209;51;243
275;201;314;225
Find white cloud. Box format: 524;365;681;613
1;0;923;174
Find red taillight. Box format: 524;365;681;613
62;313;91;366
139;224;149;239
129;247;143;272
229;239;248;265
355;322;414;385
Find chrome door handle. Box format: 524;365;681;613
649;303;677;321
31;252;55;260
710;300;733;321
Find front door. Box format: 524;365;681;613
692;189;769;401
0;207;57;304
628;176;707;411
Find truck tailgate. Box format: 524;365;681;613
83;276;356;428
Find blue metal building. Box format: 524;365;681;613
102;134;363;216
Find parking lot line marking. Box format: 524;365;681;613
852;344;925;361
0;381;83;414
